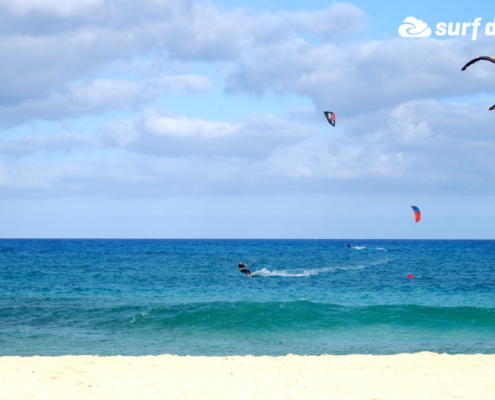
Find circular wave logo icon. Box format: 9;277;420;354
398;17;432;37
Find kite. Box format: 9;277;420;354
461;56;495;71
411;205;421;223
461;56;495;110
323;111;336;127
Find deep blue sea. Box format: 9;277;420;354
1;239;495;356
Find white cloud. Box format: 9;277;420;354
4;131;93;156
0;75;212;126
0;0;102;16
104;111;316;158
1;0;490;124
4;94;492;198
226;35;495;115
0;0;368;107
1;97;494;198
0;1;220;108
341;99;495;192
284;3;368;41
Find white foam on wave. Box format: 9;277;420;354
352;246;387;252
252;267;333;277
252;264;372;277
337;265;367;271
130;311;149;323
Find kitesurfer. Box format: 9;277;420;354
238;261;252;277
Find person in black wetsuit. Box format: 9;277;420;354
238;261;251;276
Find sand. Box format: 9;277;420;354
1;353;494;399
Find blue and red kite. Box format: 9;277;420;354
411;205;421;222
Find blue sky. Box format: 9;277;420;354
1;0;495;239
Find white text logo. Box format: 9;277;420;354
399;17;495;40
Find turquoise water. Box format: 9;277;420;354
1;239;495;356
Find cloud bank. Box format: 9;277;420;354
0;0;493;199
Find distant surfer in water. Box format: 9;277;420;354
238;261;252;277
347;243;351;249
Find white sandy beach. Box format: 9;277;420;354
1;353;494;399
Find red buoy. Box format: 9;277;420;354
407;274;415;278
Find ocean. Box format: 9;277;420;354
1;239;495;356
